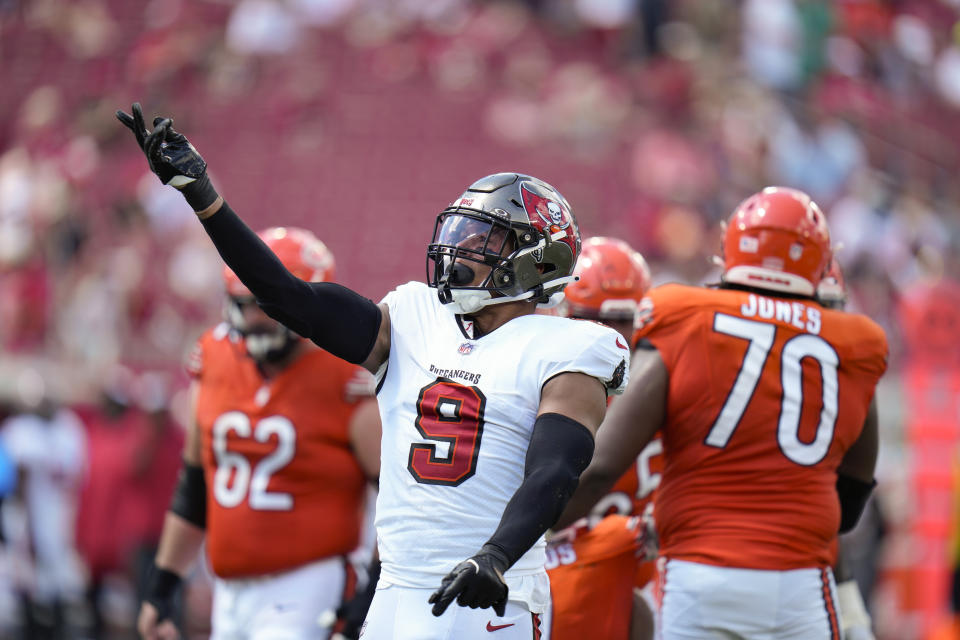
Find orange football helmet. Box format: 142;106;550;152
222;226;335;297
722;186;831;296
561;237;651;321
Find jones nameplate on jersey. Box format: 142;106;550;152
428;364;482;385
740;294;822;334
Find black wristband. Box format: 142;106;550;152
144;565;183;622
181;174;219;212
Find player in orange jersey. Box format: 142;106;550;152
137;227;381;640
547;236;660;640
558;187;888;639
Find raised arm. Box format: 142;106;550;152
198;204;391;371
116;103;390;371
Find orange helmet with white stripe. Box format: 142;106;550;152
722;187;831;297
561;236;651;322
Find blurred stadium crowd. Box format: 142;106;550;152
1;0;959;638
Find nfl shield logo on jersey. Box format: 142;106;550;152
458;342;475;355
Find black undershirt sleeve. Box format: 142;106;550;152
200;202;382;364
483;412;595;568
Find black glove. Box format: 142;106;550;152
428;544;509;617
143;565;183;624
116;103;219;211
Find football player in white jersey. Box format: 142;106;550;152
118;104;630;640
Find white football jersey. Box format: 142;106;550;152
374;282;629;591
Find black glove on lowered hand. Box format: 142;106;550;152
428;544;509;617
116;102;219;211
143;565;183;624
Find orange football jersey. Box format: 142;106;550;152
546;515;641;640
187;324;372;578
637;284;887;570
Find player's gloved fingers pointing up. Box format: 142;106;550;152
116;101;219;210
115;102;149;149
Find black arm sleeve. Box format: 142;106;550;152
169;461;206;529
837;473;876;534
483;413;595;568
200;202;382;364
